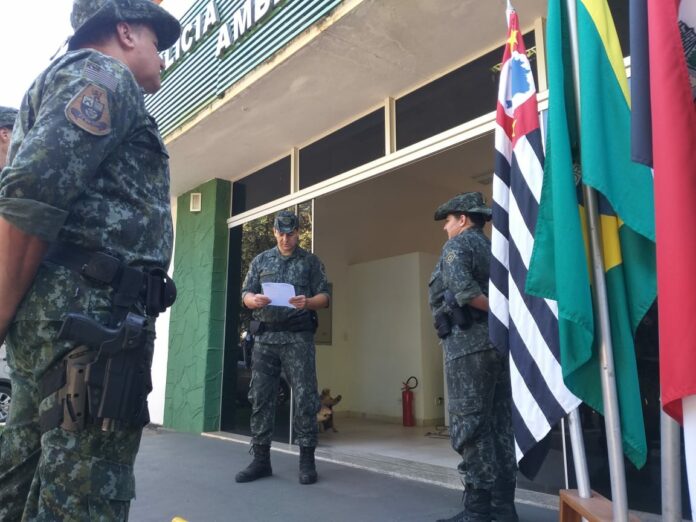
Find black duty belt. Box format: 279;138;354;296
252;310;318;334
44;242;176;320
261;322;296;333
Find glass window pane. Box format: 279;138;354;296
396;32;537;150
299;109;385;190
232;156;291;215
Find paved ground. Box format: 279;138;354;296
131;428;558;522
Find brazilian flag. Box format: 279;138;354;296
527;0;656;468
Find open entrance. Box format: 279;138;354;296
220;133;497;464
219;131;671;515
309;134;497;477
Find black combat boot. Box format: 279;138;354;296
235;444;272;483
436;488;492;522
491;480;518;522
298;445;318;485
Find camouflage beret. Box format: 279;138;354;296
0;106;18;129
434;192;492;221
69;0;181;52
274;211;299;233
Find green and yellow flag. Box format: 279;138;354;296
527;0;656;468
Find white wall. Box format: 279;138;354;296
315;251;444;426
418;252;446;423
150;197;177;425
348;253;444;424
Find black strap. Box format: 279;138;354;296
44;242;124;286
260;322;291;333
259;320;315;333
44;241;175;322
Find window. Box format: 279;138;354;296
396;32;537;150
299;109;385;190
232;156;291;215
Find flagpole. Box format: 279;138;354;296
567;408;591;497
661;409;682;521
560;418;569;488
564;0;629;520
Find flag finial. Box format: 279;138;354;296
506;1;515;26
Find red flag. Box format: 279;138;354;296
649;0;696;423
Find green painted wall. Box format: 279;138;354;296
164;178;231;432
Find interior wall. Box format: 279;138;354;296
313;136;495;425
348;253;443;424
418;251;445;424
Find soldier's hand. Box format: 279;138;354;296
248;294;271;309
289;295;307;309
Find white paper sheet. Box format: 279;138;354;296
261;282;296;308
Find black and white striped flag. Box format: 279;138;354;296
489;7;580;469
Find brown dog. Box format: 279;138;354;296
318;389;342;432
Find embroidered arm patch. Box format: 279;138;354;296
65;83;111;136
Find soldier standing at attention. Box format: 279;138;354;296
236;210;330;485
0;106;18;170
429;193;518;522
0;1;180;520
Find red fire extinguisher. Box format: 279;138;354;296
402;376;419;427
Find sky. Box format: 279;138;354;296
0;0;195;109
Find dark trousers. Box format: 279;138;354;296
0;320;143;522
445;348;517;490
249;340;320;447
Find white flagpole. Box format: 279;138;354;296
564;0;629;520
661;409;682;521
506;2;514;27
684;395;696;522
561;418;570;488
568;409;591;497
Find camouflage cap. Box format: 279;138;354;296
274;211;299;233
69;0;181;52
434;192;492;221
0;106;18;129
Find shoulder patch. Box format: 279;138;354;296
65;84;111;136
445;251;456;265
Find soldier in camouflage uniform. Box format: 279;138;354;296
236;210;330;485
429;193;518;522
0;1;180;520
0;106;18;170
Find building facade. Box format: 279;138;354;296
148;0;680;515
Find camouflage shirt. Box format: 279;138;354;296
0;50;172;322
429;228;493;360
242;246;330;344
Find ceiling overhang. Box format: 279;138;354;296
165;0;547;196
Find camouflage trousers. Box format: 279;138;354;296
249;340;320;447
444;345;517;490
0;320;142;521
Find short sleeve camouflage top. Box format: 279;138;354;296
242;246;330;344
429;228;493;359
0;50;173;321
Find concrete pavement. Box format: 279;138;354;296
131;427;558;522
